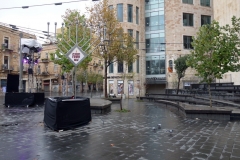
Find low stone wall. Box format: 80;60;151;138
90;99;112;114
156;100;232;121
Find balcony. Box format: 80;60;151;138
2;64;13;72
41;58;49;63
1;44;14;52
41;72;49;76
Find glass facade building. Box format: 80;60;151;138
145;0;165;79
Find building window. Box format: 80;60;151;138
128;29;133;37
136;7;139;24
183;36;193;49
183;13;194;26
201;0;210;7
145;33;165;53
128;4;133;23
3;37;9;49
3;56;9;69
54;64;58;72
118;62;123;73
145;0;164;10
117;4;123;22
136;56;139;73
145;12;165;31
109;5;113;10
168;60;173;73
128;80;134;95
109;63;114;73
136;31;139;49
117;80;124;95
146;55;165;75
109;80;114;95
201;15;211;26
128;63;133;73
182;0;193;4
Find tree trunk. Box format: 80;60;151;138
177;77;181;95
104;60;108;98
128;84;129;99
120;94;123;110
81;82;84;93
208;83;212;107
90;84;93;98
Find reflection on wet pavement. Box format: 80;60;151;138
0;97;240;160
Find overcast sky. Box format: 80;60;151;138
0;0;97;43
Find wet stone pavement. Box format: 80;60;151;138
0;96;240;160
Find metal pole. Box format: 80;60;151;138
54;22;57;38
47;22;50;37
74;20;78;98
19;33;23;93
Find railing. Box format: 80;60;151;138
41;59;49;63
2;64;13;70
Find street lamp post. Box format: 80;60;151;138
19;33;23;93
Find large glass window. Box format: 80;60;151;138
201;0;210;7
136;31;139;49
146;55;165;75
117;80;124;95
183;13;194;26
118;62;123;73
145;33;165;53
109;80;114;95
128;4;133;23
136;7;139;24
145;12;164;31
128;81;134;95
145;0;164;10
117;4;123;22
109;63;114;73
201;15;211;26
183;36;193;49
182;0;193;4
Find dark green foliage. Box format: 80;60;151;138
174;55;189;94
187;16;240;107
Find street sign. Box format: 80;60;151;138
66;44;87;66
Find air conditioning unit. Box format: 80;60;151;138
1;44;5;50
2;64;7;70
55;73;59;77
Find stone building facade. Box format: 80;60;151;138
213;0;240;85
0;24;63;93
165;0;213;90
108;0;213;95
0;24;37;92
108;0;146;98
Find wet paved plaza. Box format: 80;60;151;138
0;95;240;160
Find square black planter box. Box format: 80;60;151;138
44;96;91;131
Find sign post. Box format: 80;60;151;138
66;44;87;98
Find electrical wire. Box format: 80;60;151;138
0;22;54;34
0;0;91;10
0;22;185;46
